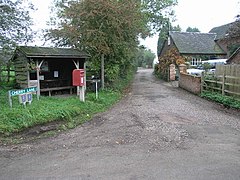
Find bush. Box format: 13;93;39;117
201;91;240;109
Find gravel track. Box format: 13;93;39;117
0;68;240;180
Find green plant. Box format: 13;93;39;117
0;89;121;136
201;91;240;109
156;47;186;81
46;0;177;86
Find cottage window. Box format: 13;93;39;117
191;57;201;66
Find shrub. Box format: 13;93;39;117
201;91;240;109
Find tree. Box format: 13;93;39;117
157;22;181;56
46;0;177;86
136;47;155;68
140;0;178;34
136;47;145;67
144;49;156;68
0;0;34;84
172;25;182;32
227;15;240;39
186;27;200;32
0;0;34;51
157;47;185;80
225;16;240;55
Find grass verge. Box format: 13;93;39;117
0;89;121;136
201;91;240;109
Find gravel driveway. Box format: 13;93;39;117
1;68;240;180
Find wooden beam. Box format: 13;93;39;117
36;60;43;100
84;62;86;90
72;60;79;69
36;60;40;100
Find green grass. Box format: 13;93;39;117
0;68;134;138
201;91;240;109
0;89;121;136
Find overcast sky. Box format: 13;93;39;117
141;0;239;62
30;0;240;61
173;0;240;33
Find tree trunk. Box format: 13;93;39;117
0;66;2;83
101;54;105;89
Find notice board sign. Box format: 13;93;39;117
8;87;37;108
19;93;33;105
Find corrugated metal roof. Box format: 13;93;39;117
17;46;90;58
169;31;226;55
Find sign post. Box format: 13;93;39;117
8;91;13;108
79;86;85;102
8;87;37;108
92;79;100;99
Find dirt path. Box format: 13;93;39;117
1;68;240;180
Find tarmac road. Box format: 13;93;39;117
0;68;240;180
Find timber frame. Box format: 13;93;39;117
13;46;90;97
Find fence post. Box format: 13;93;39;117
222;73;225;95
201;71;204;93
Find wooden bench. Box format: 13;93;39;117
40;86;75;96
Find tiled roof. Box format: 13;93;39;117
17;46;90;59
169;31;226;55
209;22;235;40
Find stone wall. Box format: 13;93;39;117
179;73;201;94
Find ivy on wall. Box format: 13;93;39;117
156;47;185;80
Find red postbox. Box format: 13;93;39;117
72;69;84;86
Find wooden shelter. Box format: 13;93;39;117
13;46;90;96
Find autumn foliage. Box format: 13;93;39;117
156;47;185;80
47;0;177;86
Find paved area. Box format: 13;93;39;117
0;68;240;180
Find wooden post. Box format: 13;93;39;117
101;54;104;89
8;91;12;108
73;60;85;102
27;70;30;87
36;60;40;100
201;71;204;93
36;60;44;100
96;81;98;99
79;86;85;102
76;60;80;96
222;73;225;95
